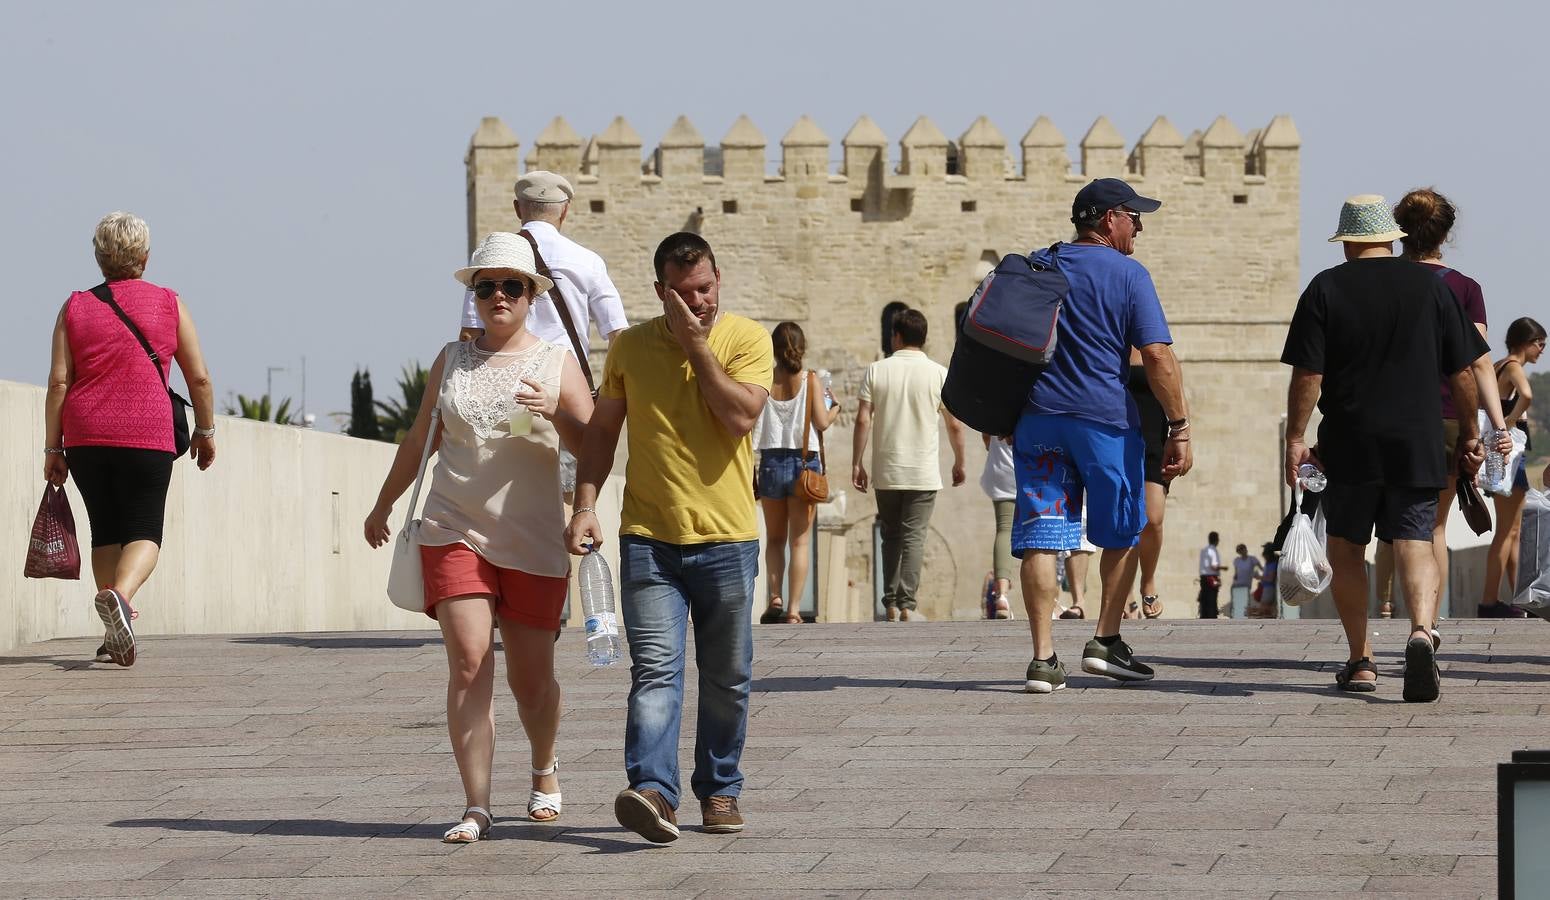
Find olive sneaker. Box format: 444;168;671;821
1024;657;1067;694
1081;636;1154;682
700;794;745;833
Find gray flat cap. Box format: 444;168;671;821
515;171;575;203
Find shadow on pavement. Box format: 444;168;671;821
109;817;658;852
230;635;444;650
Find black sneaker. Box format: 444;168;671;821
93;643;112;664
1024;657;1067;694
1402;636;1440;702
1081;637;1154;682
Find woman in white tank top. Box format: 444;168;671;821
752;322;839;623
364;233;594;843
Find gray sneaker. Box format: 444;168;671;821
1081;637;1154;682
1025;657;1067;694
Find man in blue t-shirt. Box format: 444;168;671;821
1016;178;1194;694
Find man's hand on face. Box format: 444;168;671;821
663;287;710;350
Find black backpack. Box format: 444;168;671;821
941;244;1069;435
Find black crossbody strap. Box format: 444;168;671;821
89;284;169;391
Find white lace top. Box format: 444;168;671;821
418;339;569;576
753;372;820;452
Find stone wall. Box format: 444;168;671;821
466;113;1303;620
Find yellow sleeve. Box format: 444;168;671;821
724;317;774;389
600;328;630;400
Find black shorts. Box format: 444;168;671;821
1319;483;1436;545
1129;378;1170;491
65;446;176;547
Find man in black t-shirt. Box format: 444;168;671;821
1281;195;1489;703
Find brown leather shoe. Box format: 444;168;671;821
885;605;899;622
615;788;679;843
700;795;744;833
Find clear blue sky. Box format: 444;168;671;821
3;1;1541;428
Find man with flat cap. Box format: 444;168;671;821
460;170;629;379
459;170;629;500
1014;177;1193;694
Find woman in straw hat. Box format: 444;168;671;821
365;232;594;842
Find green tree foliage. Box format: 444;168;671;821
347;369;382;441
375;362;427;443
1527;372;1550;436
223;393;300;425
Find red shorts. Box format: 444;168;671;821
419;543;568;631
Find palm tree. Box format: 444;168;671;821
375;362;427;443
223;393;300;425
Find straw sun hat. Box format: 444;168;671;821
452;232;554;294
1328;194;1408;243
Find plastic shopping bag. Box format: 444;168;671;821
23;484;81;580
1479;410;1528;497
1277;502;1332;607
1511;489;1550;620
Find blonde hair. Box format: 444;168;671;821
93;211;150;280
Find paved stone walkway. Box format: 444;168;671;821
0;619;1543;898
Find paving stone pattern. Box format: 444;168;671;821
0;619;1541;898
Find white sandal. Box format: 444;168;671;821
442;806;491;843
528;760;562;822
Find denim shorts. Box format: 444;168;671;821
756;449;822;500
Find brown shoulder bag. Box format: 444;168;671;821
794;370;829;503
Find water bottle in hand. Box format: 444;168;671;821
578;546;621;666
1297;462;1326;493
1483;428;1506;490
818;369;836;409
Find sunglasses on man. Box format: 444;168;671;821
472;278;531;301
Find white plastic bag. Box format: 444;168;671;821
1278;502;1332;607
1479;411;1527;497
1511;489;1550;619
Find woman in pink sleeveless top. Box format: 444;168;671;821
43;212;217;667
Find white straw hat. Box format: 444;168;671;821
1328;194;1407;243
452;232;554;294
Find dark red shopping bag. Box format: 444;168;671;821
24;484;81;580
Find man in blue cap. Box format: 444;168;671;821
1015;178;1193;693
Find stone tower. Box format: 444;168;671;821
466;113;1302;620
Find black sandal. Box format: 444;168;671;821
1141;596;1163;619
759;599;785;625
1334;657;1378;693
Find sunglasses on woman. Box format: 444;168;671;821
473;278;530;301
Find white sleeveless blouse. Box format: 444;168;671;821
753;372;820;452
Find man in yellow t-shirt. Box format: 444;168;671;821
567;232;773;845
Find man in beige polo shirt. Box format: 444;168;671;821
852;308;967;621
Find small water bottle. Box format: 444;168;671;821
1297;462;1326;493
1483;428;1506;490
578;546;621;666
817;369;835;409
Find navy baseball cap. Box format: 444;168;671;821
1070;178;1162;224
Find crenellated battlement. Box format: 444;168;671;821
470;113;1299;191
461;111;1303;627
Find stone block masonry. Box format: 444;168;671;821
467;113;1301;620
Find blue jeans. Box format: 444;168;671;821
619;536;758;809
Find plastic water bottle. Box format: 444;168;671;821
578;547;621;666
1483;428;1506;490
1297;463;1326;493
817;369;836;409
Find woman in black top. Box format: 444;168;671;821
1481;317;1545;611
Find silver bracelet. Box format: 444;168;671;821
43;447;65;455
194;426;216;437
572;506;596;516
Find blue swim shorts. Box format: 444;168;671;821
1011;413;1146;555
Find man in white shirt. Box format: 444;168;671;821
1197;531;1228;618
459;171;628;494
852;308;967;621
460;170;628;366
